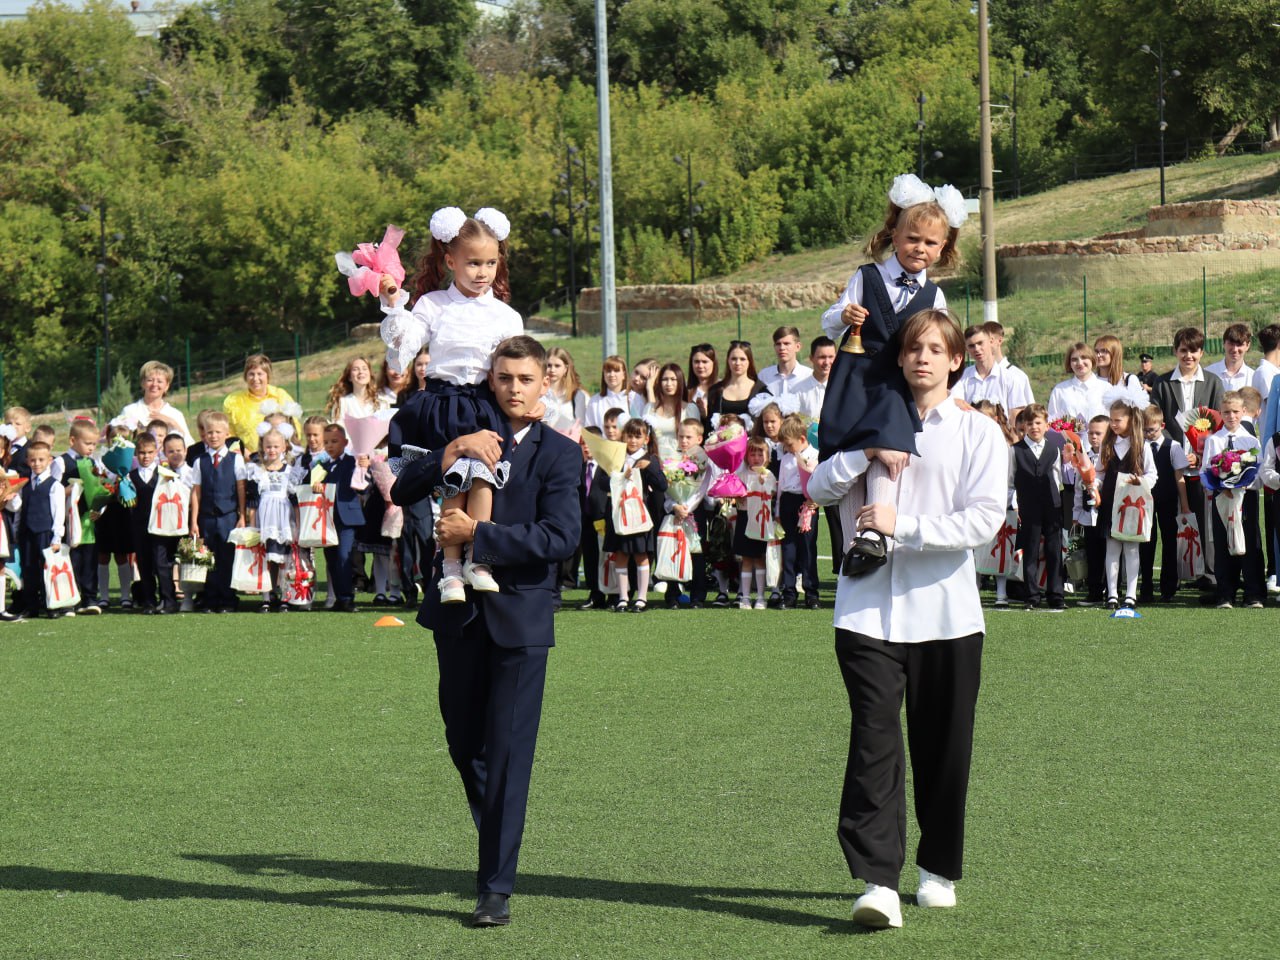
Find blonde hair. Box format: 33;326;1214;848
139;360;174;386
865;201;961;270
1094;335;1128;385
547;346;583;402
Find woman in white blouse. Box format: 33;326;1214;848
542;346;588;431
1047;342;1108;425
584;355;635;430
325;356;390;428
642;363;701;459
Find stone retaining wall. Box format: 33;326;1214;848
574;281;844;334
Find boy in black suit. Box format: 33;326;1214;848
1012;404;1065;610
311;423;366;612
127;434;162;613
1139;405;1190;603
393;336;580;929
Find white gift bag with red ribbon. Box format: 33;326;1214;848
597;533;620;595
741;470;776;542
42;546;80;610
296;483;338;548
610;473;652;536
1175;512;1204;578
1110;480;1154;543
229;527;271;593
1213;491;1248;556
975;509;1020;577
655;516;694;582
148;478;191;536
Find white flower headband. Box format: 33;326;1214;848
257;421;296;441
429;205;511;243
888;173;968;229
1101;382;1150;413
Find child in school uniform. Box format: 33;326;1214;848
152;432;193;614
95;421;137;610
5;407;31;474
190;411;247;614
731;436;776;610
310;423;365;612
247;428;296;612
61;418;104;615
578;429;608;610
1097;389;1158;609
1074;415;1109;605
0;432;21;620
602;418;666;613
662;418;713;609
1139;405;1190;604
126;433;163;614
974;401;1018;607
18;441;67;619
775;414;820;610
1202;391;1265;608
1012;404;1066;610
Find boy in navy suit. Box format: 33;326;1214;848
18;441;67;618
127;434;163;613
311;423;365;612
1013;404;1066;609
189;412;246;613
393;336;580;928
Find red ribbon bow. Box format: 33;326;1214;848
1177;523;1201;567
1118;495;1147;536
618;485;648;529
657;526;690;580
153;489;186;532
990;521;1018;572
48;560;76;601
237;542;269;591
309;493;334;544
742;489;772;538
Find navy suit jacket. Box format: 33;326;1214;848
392;421;581;648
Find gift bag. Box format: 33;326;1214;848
1110;480;1154;543
610;473;652;536
597;534;620;595
1065;527;1088;582
975;510;1021;577
742;471;776;542
283;546;316;607
229;528;271;593
1175;512;1204;579
655;516;694;582
0;516;8;560
42;546;80;609
148;478;191;536
682;516;702;554
65;479;83;549
296;483;338;548
1214;491;1247;556
765;539;782;589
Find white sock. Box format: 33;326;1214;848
1123;542;1140;600
97;562;111;604
635;564;650;603
117;560;134;603
614;565;630;602
740;571;752;600
995;575;1008;601
754;568;767;600
442;558;463;581
866;457;897;505
714;569;729;594
1105;537;1121;598
372;554;390;595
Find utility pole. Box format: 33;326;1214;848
595;0;617;358
977;0;998;323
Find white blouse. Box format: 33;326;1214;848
585;390;635;430
822;255;948;339
542;388;589;431
380;283;523;384
641;401;700;459
1047;374;1109;424
807;398;1008;644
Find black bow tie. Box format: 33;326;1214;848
895;272;920;292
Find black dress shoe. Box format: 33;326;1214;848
841;532;887;577
804;595;821;610
472;892;510;927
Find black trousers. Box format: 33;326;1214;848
579;519;603;603
70;543;97;609
1017;515;1063;604
1084;524;1106;601
835;630;983;888
1138;501;1179;600
436;610;549;896
824;506;844;576
778;492;818;602
1210;489;1265;603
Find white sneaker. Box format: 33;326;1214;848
753;598;768;610
852;883;902;929
916;868;956;908
1269;576;1279;594
439;577;466;604
738;597;751;610
463;562;500;593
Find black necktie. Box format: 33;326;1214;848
1227;436;1235;450
895;272;920;293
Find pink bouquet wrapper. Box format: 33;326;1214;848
342;224;406;298
705;432;748;498
346;415;389;490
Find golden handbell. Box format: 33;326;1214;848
840;317;867;355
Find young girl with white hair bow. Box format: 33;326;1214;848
377;206;524;603
818;173;968;577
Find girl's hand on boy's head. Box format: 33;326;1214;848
841;303;869;327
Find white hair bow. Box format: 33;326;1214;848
888;174;968;229
473;207;511;241
430;206;468;243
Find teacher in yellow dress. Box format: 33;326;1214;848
222;354;301;454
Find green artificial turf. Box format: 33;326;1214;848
1;593;1277;959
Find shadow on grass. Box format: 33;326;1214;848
0;854;861;930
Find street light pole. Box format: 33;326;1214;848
1141;43;1180;206
916;92;927;179
564;144;579;337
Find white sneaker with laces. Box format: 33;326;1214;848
463;562;500;593
916;867;956;908
439;577;467;604
851;883;902;929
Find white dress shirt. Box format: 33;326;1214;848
135;463;157;485
776;444;817;495
1252;359;1280;422
1206;358;1254;393
119;400;195;444
807;398;1007;643
757;362;814;396
952;360;1036;412
541;388;588;432
821;256;948;339
795;377;828;420
1262;437;1280;490
1047;374;1108;424
380;283;523;383
1171;366;1206;429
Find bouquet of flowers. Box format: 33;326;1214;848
1185;406;1223;458
704;422;748;498
662;455;705;504
101;436;137;507
1203;446;1259;492
1049;415;1096;500
335;224;406;300
176;536;214;583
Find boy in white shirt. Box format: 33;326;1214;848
775;414;820;609
1201;392;1264;607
